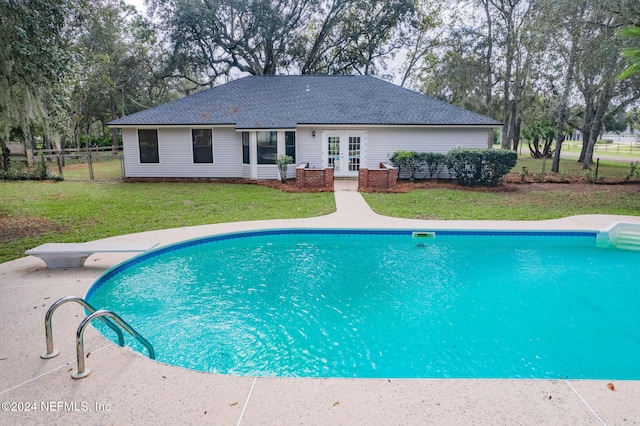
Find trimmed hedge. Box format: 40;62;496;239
390;149;516;186
389;150;446;181
445;149;517;186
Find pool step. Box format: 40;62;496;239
599;222;640;251
613;231;640;250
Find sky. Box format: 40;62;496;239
126;0;146;14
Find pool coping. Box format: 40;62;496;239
1;186;639;424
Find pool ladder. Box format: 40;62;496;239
41;296;155;379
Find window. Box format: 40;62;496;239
138;129;159;163
242;132;250;164
285;131;295;163
348;136;360;171
192;129;213;163
257;131;277;164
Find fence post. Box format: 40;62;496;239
56;155;63;179
87;150;94;181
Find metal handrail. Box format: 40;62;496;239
73;309;155;379
41;296;124;359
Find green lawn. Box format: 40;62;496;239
59;154;124;181
0;181;335;263
514;156;635;181
362;185;640;221
563;140;640;159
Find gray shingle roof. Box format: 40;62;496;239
109;75;501;128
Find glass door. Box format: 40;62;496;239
347;136;361;174
324;131;364;177
327;135;341;174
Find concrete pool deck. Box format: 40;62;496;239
1;179;640;425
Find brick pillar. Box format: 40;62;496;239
325;168;334;191
358;168;368;190
296;163;307;189
385;163;398;188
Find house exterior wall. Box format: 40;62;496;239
296;126;323;169
122;125;491;180
366;127;489;165
123;127;243;178
367;127;490;180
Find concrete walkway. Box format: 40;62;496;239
1;183;640;425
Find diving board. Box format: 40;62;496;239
26;241;158;268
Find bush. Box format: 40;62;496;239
423;152;447;179
276;154;293;183
390;151;447;181
0;154;62;181
445;149;517;186
390;150;424;181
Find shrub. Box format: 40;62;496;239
276;154;293;183
422;152;447;179
0;154;62;181
445;149;517;186
390;150;427;181
626;161;640;181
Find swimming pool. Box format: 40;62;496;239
86;229;640;379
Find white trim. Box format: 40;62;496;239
277;130;285;161
249;132;257;179
302;124;501;129
110;124;234;129
112;124;501;130
235;127;296;132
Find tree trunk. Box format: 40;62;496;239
483;0;494;149
529;136;541;158
500;48;512;150
582;126;599;169
543;137;553;158
0;136;10;171
110;96;119;152
583;107;606;169
578;88;595;163
551;33;579;173
508;100;520;152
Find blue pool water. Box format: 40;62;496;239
86;229;640;379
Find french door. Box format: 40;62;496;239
325;131;365;177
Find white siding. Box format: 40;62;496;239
366;127;490;166
122;125;491;179
366;127;490;179
296;126;323;169
122;127;242;178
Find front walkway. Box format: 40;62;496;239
1;184;639;425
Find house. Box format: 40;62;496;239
108;75;501;189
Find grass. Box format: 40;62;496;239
563;141;640;159
514;156;635;181
60;154;124;181
362;185;640;221
363;154;639;221
0;181;335;263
